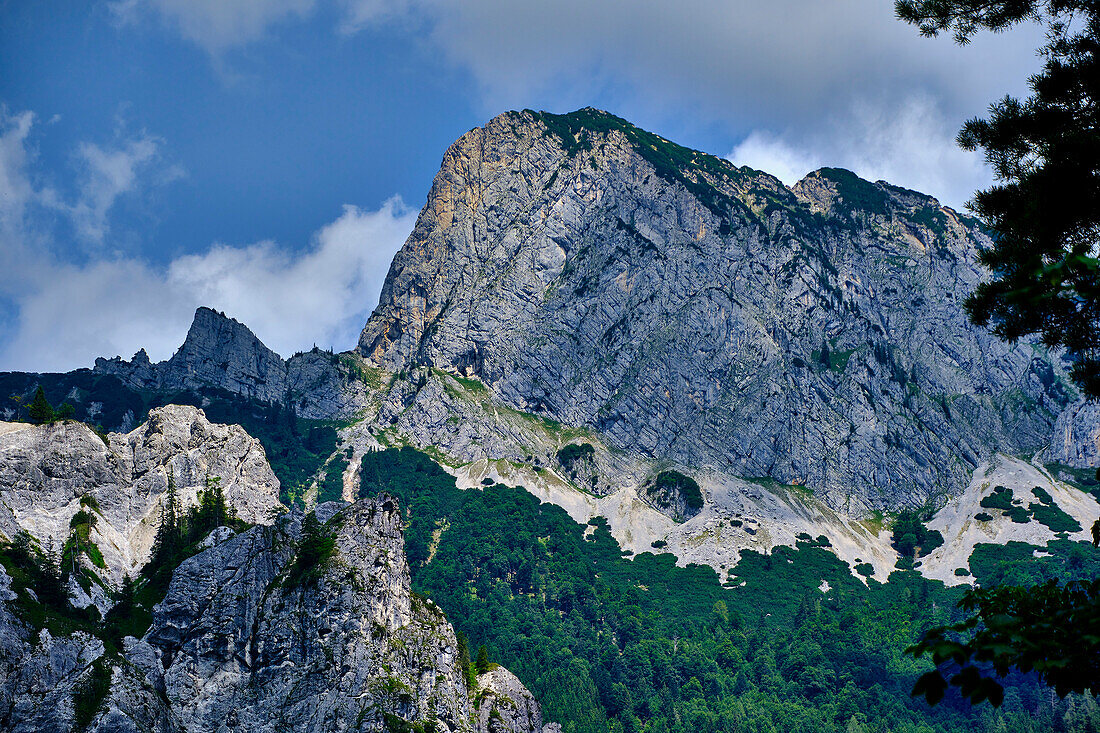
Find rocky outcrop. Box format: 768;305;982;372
474;667;561;733
143;495;474;732
1050;400;1100;468
93;308;369;420
95;307;288;404
0;494;557;732
358;108;1073;511
0;405;281;585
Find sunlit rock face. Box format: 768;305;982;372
0;405;281;588
0;495;558;733
359;108;1074;511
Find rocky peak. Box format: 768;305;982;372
357;107;1073;511
95;307;289;404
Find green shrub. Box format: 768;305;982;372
891;510;943;558
1028;487;1081;533
650;470;703;511
285;513;336;588
556;443;595;473
73;657;112;730
980;485;1015;511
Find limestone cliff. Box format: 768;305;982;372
0;405;282;588
93;307;370;420
358;108;1074;511
0;493;557;732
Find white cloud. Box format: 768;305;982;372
112;0;317;53
164;198;415;357
0;110;37;222
338;0;412;34
0;107;416;372
728;95;989;209
0;199;416;372
69;134;163;243
728;131;823;189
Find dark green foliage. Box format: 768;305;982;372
318;450;350;504
817;168;891;216
910;578;1100;706
360;447;1083;733
1;372;339;506
533;108;754;222
650;540;667;549
1028;487;1081;533
456;631;475;689
1;372;144;429
199;396;340;506
912;538;1100;707
854;563;875;577
556;443;594;474
891;509;944;558
285;513;335;588
134;477;249;635
974;512;994;522
979;485;1015;512
28;386;54;424
897;0;1100;397
648;470;704;514
954;568;971;577
73;657;112;730
475;644;490;674
0;531;102;641
103;576;141;646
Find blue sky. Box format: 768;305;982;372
0;0;1042;371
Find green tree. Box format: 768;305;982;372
151;472;181;564
27;386;53;424
456;631;475;689
476;644;490;674
897;0;1100;398
898;0;1100;706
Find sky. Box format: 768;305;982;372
0;0;1044;372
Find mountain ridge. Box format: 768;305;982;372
356;107;1076;511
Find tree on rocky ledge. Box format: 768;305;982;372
27;387;53;424
897;0;1100;707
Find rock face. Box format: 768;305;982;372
93;307;369;420
475;667;561;733
146;495;474;732
0;405;282;584
1050;400;1100;468
95;307;288;404
0;496;557;732
358;108;1073;510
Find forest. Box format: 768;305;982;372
360;447;1100;733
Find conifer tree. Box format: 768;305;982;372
475;644;490;674
27;386;53;424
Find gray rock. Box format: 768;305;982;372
0;494;558;732
357;108;1075;511
0;405;282;587
1050;400;1100;468
94;309;371;420
474;666;559;733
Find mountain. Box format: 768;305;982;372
2;108;1100;733
358;108;1075;512
92;307;370;421
0;405;280;598
0;413;556;733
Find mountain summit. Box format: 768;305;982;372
358;108;1073;510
